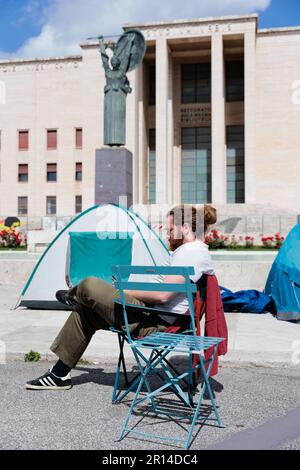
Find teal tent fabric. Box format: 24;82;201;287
69;232;134;286
265;224;300;321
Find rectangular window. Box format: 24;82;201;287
18;196;28;215
75;128;83;148
148;64;156;106
181;127;212;204
46;196;56;215
18;130;29;150
148;129;156;204
75;195;82;214
226;125;245;203
225;60;244;102
75;162;82;181
18;164;28;182
47;129;57;149
47;163;57;182
181;63;211;104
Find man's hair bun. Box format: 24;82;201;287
204;205;217;225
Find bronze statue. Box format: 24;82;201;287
97;30;146;147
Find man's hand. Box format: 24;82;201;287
124;274;185;304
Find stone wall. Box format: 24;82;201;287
0;253;274;292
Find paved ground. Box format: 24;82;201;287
1;284;300;450
0;362;299;450
1;285;300;365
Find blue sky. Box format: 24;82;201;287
0;0;299;58
259;0;300;28
0;0;44;53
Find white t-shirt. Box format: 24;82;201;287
153;240;214;323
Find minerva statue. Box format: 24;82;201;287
97;30;146;147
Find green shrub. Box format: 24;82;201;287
24;350;41;362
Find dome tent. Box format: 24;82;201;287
15;204;170;310
265;224;300;322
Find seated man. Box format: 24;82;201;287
26;204;217;390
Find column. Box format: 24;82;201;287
126;69;139;204
167;54;174;203
127;66;147;205
244;31;256;203
172;62;181;204
137;63;148;204
155;38;169;204
211;33;226;204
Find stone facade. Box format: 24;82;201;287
0;14;299;221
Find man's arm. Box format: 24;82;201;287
124;274;185;304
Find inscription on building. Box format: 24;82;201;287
144;22;233;39
0;60;81;74
181;104;211;125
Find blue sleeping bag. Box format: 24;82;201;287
220;286;275;314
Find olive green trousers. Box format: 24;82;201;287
50;276;169;368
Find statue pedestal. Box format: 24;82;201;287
95;148;133;207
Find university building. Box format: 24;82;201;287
0;13;299;227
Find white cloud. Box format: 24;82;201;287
1;0;272;59
16;0;47;26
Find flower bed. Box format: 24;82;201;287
0;223;27;249
205;230;284;250
261;233;285;249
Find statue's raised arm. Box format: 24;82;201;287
99;38;110;73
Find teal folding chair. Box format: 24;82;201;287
110;303;194;406
112;265;225;450
110;275;209;405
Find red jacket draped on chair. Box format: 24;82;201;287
165;274;228;377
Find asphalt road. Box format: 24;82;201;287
0;361;299;450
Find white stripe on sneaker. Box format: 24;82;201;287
48;377;56;386
43;378;52;386
39;378;46;386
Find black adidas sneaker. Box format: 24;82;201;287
26;370;72;390
56;289;78;307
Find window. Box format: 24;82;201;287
148;129;156;204
46;196;56;215
181;127;212;204
18;130;29;150
47;163;57;182
181;63;211;104
75;128;83;148
18;197;28;215
148;64;156;106
226;126;245;203
226;60;244;102
75;162;82;181
18;164;28;182
75;195;82;214
47;129;57;149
